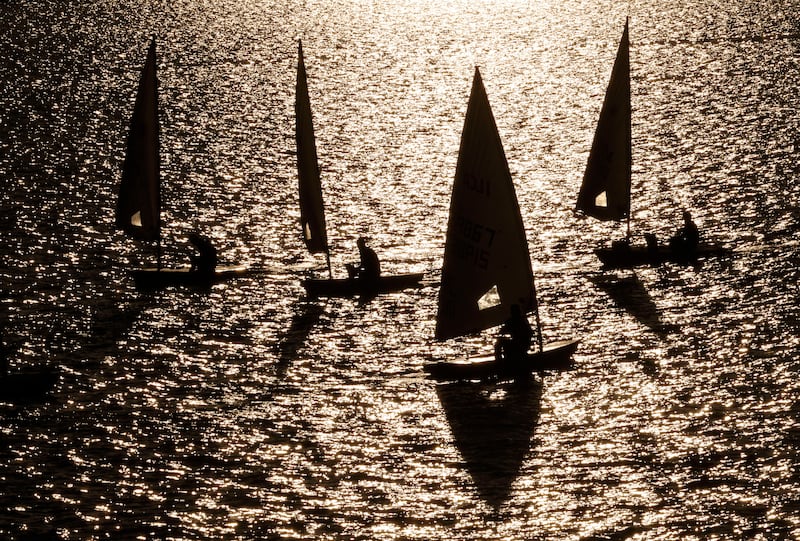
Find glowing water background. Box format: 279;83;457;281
1;0;799;538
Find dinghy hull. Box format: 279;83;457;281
424;339;580;382
302;272;424;298
595;242;731;269
132;266;250;290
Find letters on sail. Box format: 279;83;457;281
116;38;161;242
435;68;536;341
295;40;329;254
576;18;631;221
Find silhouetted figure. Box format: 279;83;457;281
347;237;381;285
612;237;631;252
644;232;659;255
188;232;218;275
669;210;699;255
494;304;533;368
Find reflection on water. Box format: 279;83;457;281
589;271;678;334
436;379;542;508
2;0;800;538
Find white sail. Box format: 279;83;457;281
295;40;329;254
435;68;536;341
116;37;160;242
576;18;631;221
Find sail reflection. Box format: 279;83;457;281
590;273;677;334
436;378;542;508
275;300;325;370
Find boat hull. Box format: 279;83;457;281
595;242;731;269
132;266;250;290
302;272;424;298
424;338;580;382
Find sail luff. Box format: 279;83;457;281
435;68;536;341
295;40;329;255
576;18;631;222
116;37;161;242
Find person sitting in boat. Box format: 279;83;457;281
494;304;533;368
188;232;218;275
644;232;659;256
669;210;699;255
346;237;381;284
611;237;631;252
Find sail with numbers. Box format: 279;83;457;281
435;67;536;341
426;67;580;381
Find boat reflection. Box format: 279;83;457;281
275;299;325;370
436;377;542;508
590;272;678;334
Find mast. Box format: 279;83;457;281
154;36;162;271
530;274;544;353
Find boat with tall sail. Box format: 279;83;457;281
424;68;579;382
576;18;729;269
115;37;248;289
295;40;423;298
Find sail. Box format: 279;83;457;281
116;37;160;241
576;18;631;221
295;40;329;254
435;68;536;341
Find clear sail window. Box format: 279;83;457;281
595;191;608;208
131;211;142;227
478;285;501;310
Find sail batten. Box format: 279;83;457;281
116;38;160;242
576;18;631;222
295;40;329;255
435;68;536;341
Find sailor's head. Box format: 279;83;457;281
682;210;692;222
357;236;367;248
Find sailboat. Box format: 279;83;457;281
295;40;423;298
424;68;579;382
115;37;248;290
576;19;730;269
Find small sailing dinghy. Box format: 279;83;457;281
424;68;579;382
294;40;423;298
115;38;248;290
576;19;730;269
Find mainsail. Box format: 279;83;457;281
116;37;160;242
576;18;631;222
435;68;536;341
295;40;329;254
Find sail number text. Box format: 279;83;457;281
465;173;491;196
453;216;496;270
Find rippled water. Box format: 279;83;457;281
1;0;799;539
